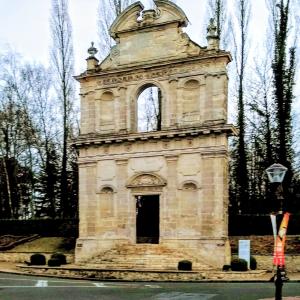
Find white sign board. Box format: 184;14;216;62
238;240;250;268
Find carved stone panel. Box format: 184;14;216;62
127;173;167;188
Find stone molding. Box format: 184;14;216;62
74;124;236;148
76;56;230;82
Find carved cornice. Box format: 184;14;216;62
75;52;231;82
73;124;237;148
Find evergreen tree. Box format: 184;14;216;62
50;0;76;218
272;0;295;170
35;143;60;218
271;0;296;212
228;0;251;214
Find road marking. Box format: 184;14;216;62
0;278;138;289
35;280;48;287
93;283;106;287
0;286;110;288
144;284;161;288
0;277;38;281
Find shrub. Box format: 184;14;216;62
50;252;67;265
250;256;257;270
178;260;192;271
222;264;231;271
30;253;46;266
231;258;248;271
48;258;61;267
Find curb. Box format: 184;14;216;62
1;266;300;283
16;265;266;281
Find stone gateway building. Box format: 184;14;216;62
74;0;235;270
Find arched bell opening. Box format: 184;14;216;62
137;84;162;132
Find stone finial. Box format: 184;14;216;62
86;42;99;71
88;42;98;58
207;18;217;37
206;18;220;50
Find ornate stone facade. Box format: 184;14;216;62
75;0;236;269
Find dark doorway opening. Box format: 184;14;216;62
136;195;159;244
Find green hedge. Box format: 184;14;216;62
48;258;61;267
250;256;257;270
50;252;67;265
178;260;192;271
0;219;78;237
229;214;300;235
231;258;248;271
30;253;46;266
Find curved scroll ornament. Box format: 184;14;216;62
126;173;167;188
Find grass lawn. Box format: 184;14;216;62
7;237;76;253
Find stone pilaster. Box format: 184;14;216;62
162;155;178;239
116;159;131;240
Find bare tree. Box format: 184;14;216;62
98;0;134;59
0;53;37;219
23;64;61;218
228;0;251;214
206;0;228;48
247;55;276;213
137;87;161;132
50;0;75;218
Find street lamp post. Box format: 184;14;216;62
265;163;288;300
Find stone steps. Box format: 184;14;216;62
88;244;213;271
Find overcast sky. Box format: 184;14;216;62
0;0;298;116
0;0;268;69
0;0;212;73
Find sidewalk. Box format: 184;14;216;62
1;261;300;282
0;262;23;273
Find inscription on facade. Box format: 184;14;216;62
96;63;219;86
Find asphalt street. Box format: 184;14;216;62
0;273;300;300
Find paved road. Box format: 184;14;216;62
1;273;300;300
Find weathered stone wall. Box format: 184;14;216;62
18;265;269;281
80;62;229;136
254;255;300;272
76;134;230;266
75;0;234;269
230;236;300;255
0;252;74;264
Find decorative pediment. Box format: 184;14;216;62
100;0;201;69
109;1;189;39
109;2;144;38
127;173;167;188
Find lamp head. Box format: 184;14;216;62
266;163;288;183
